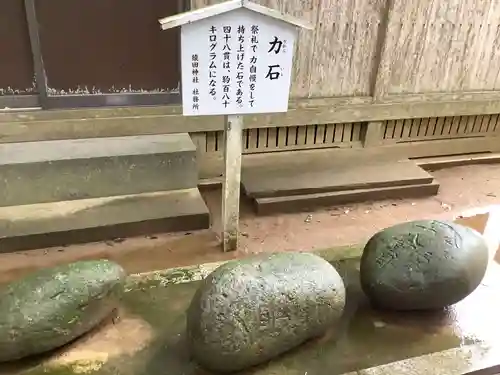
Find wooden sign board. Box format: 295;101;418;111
160;0;312;251
180;8;296;116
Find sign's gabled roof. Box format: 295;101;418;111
159;0;313;31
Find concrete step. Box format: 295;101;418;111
0;134;198;207
242;158;434;199
0;188;209;252
254;181;440;215
416;152;500;171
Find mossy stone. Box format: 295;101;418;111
186;252;346;373
0;260;126;362
360;220;489;311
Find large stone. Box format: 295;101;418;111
360;220;489;311
0;260;126;362
186;252;346;373
0;133;198;207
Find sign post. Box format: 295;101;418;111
159;0;312;251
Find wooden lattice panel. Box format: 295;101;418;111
383;115;500;142
202;122;364;153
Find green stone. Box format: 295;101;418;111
0;260;126;362
360;220;489;311
186;252;346;373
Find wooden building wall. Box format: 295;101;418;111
1;0;500;177
192;0;500;99
184;0;500;169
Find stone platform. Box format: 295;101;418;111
241;153;439;214
1;246;499;375
0;134;209;251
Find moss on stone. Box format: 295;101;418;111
0;260;126;363
0;243;475;375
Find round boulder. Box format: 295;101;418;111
0;260;126;362
186;252;346;373
360;220;489;311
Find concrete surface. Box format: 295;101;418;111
242;157;434;199
0;188;209;252
2;246;500;375
0;164;498;285
254;182;440;214
0;134;198;206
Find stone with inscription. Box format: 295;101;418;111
186;252;346;373
360;220;489;311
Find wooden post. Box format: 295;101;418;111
222;115;243;252
159;0;313;252
363;121;384;147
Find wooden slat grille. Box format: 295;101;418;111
202;122;364;153
383;115;500;142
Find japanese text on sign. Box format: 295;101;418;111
180;8;296;116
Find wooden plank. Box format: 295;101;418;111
401;119;412;139
6;91;500;125
450;116;461;135
189;132;207;153
442;117;454;136
246;128;259;151
325;123;335;143
472;115;482;133
363;121;383;147
480;115;492;133
433;117;445;137
277;127;288;148
409;118;420;138
465;115;476;134
206;131;218;152
309;0;387;97
306;125;317;145
342;123;353;142
267;127;278;149
418;118;429;137
393;119;404;139
490;114;500;133
384;120;395;140
316;124;326;144
296;125;307;145
200;135;500;181
333;124;344;143
374;0;500;95
352;122;363;142
216;131;224;151
7;96;500;143
457;116;468;135
286;126;297;146
257;127;268;149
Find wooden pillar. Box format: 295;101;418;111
363;121;384;147
221;115;243;252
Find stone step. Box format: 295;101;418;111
254;181;440;215
242;157;434;199
0;188;209;252
416;152;500;171
0;134;198;207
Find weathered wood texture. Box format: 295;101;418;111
192;0;500;98
376;0;500;97
196;113;500;158
191;0;318;98
308;0;386;97
204;122;364;153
